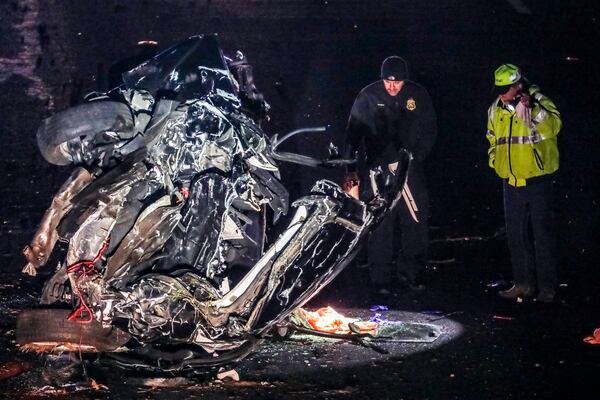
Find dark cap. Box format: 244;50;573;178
380;56;408;81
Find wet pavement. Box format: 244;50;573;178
0;267;463;399
2;234;600;399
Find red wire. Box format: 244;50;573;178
66;239;110;324
67;302;93;323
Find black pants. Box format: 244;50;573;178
368;164;429;286
503;176;557;293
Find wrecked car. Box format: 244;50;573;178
16;34;411;371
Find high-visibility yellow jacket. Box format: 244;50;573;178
486;86;561;187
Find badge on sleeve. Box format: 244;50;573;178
406;98;416;111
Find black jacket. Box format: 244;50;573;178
344;80;437;172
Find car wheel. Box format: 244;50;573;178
37;101;134;165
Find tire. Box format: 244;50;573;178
16;309;131;353
37;101;134;165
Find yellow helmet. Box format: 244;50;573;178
494;64;522;86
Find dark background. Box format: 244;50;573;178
1;1;600;398
1;0;598;275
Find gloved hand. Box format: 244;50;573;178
515;95;531;126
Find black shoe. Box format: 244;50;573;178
498;285;534;299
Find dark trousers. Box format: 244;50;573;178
368;164;429;285
503;176;557;293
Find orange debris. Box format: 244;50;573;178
297;306;378;334
583;328;600;344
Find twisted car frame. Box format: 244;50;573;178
16;34;410;371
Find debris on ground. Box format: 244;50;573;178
216;367;240;381
492;315;514;321
427;258;457;264
583;328;600;344
27;382;98;395
294;307;378;334
430;227;505;243
426;311;464;322
0;360;33;381
369;305;389;311
370;313;387;323
141;377;192;387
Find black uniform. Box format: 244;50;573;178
344;80;437;288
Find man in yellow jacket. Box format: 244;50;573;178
486;64;561;303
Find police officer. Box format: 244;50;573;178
344;56;437;293
486;64;561;303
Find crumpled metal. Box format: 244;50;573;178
22;34;411;367
22;167;93;276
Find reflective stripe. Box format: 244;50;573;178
496;136;535;145
531;131;543;143
488;106;495;124
534;92;544;101
486;130;496;156
533;108;547;124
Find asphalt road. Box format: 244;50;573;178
1;234;600;399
